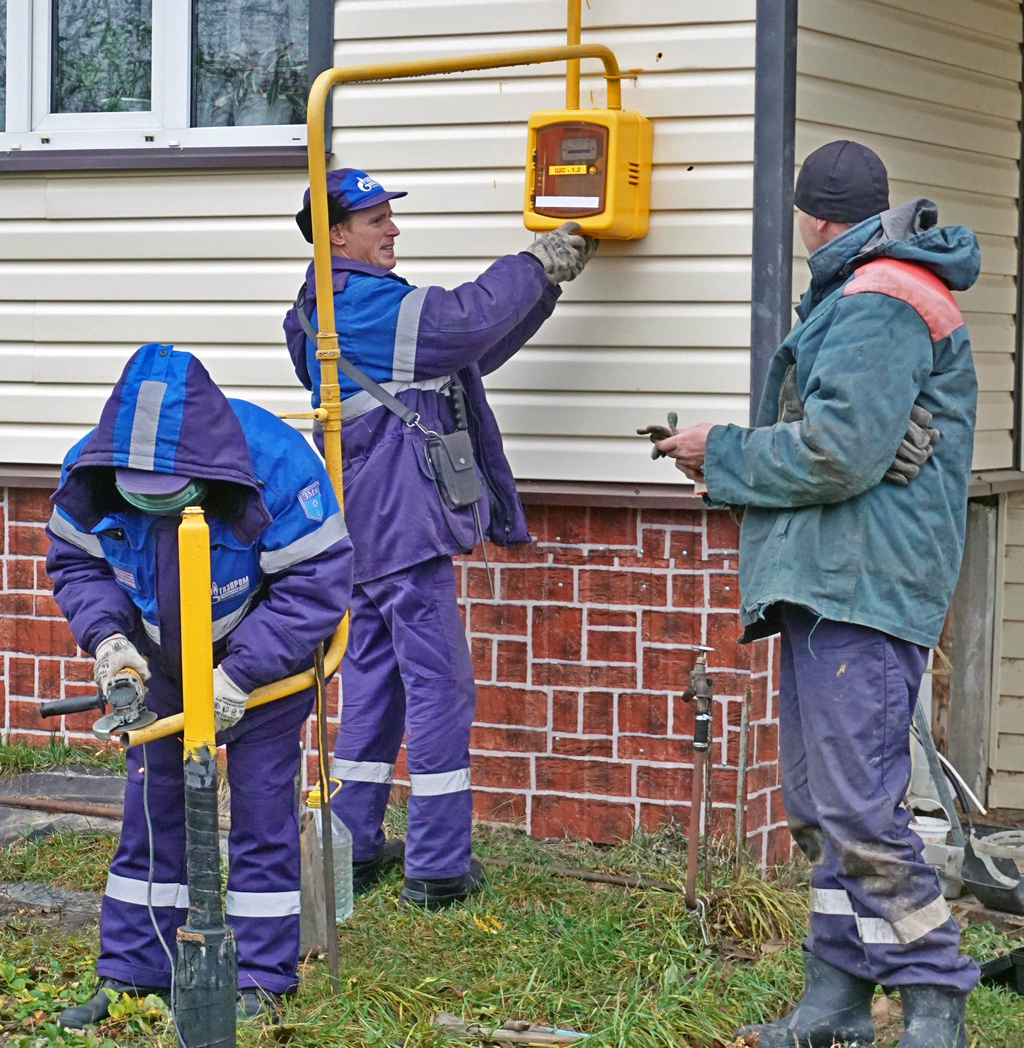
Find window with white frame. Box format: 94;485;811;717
1;0;322;154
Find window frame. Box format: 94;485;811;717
0;0;332;170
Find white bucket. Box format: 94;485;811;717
910;815;951;846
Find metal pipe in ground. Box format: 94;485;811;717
174;507;236;1047
734;688;751;873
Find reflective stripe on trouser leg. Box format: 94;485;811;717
335;580;407;862
224;690;312;995
97;672;187;989
346;556;477;880
778;605;979;994
398;558;476;880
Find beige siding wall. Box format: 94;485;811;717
0;0;758;487
796;0;1022;472
991;491;1024;807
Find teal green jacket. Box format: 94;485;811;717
704;200;979;648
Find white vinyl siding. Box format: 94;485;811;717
329;0;758;485
796;0;1022;472
0;0;757;486
991;491;1024;807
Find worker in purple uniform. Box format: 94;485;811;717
46;344;353;1026
283;168;596;908
652;142;979;1048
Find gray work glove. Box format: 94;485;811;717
92;633;150;695
213;666;249;733
776;365;940;486
884;403;941;486
523;221;598;284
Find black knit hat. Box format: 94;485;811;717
794;140;889;223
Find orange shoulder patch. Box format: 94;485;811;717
842;257;962;341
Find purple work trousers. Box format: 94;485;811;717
332;556;476;880
778;603;979;994
96;669;312;995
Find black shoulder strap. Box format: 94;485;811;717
295;283;420;427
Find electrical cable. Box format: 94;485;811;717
472;502;496;599
141;740;187;1048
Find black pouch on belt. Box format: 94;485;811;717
425;429;483;511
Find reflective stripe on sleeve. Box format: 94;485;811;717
259;511;348;575
409;768;471;797
331;757;394;784
392;286;429;381
48;508;104;558
212;596;254;642
105;871;188;909
225;890;301;919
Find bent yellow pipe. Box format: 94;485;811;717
125;43;618;751
121;622;346;748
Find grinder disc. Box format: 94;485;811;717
93;708;158;741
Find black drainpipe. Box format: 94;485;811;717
749;0;798;424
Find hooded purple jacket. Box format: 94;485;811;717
282;253;559;583
45;344;353;693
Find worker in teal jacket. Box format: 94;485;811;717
653;141;979;1048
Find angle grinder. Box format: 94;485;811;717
39;668;158;741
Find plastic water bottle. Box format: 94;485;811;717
306;781;354;921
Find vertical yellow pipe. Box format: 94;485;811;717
304;81;344;514
179;506;216;756
566;0;581;109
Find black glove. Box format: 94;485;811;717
884;403;941;486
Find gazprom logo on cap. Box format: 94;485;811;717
356;175;381;194
298;482;325;521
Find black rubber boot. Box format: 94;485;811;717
896;985;968;1047
353;837;405;895
734;951;877;1047
58;978;169;1030
237;987;283;1022
400;857;485;910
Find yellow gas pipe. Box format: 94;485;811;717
178;507;216;756
122;41;623;751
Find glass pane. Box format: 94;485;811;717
0;0;6;129
53;0;153;113
194;0;308;128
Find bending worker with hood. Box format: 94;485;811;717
45;344;353;1026
283;168;596;909
653;142;980;1048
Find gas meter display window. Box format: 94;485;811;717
532;121;608;218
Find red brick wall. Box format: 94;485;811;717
1;485;789;865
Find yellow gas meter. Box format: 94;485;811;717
524;108;653;240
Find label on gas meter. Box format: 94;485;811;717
548;164;587;175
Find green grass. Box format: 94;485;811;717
1;783;1024;1045
0;735;126;779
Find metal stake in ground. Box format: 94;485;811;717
682;648;714;912
175;506;237;1047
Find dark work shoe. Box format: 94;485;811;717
400;857;485;910
353;838;406;895
58;978;169;1029
237;987;284;1022
897;985;968;1048
734;951;876;1047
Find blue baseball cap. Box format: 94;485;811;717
296;167;407;242
115;468;190;495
